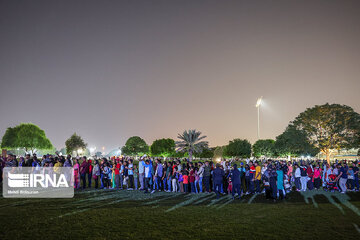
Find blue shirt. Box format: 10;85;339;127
139;161;145;174
142;161;153;178
276;170;284;190
340;167;348;179
128;163;134;175
156;164;163;177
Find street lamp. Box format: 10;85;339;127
255;96;263;140
77;148;83;156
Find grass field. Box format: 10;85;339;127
0;189;360;240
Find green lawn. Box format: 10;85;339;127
0;189;359;240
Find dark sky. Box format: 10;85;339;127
1;0;360;152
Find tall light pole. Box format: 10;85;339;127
255;96;263;140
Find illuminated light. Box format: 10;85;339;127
77;149;83;155
301;155;305;159
255;96;263;108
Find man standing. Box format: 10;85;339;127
249;161;256;194
203;161;211;193
128;159;134;190
25;154;32;167
139;157;145;190
230;164;241;199
213;164;225;199
254;161;262;193
152;159;163;193
143;159;153;193
337;162;348;193
79;157;89;189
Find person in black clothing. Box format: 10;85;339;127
230;164;241;199
213;163;225;199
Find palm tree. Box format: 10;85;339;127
175;129;209;162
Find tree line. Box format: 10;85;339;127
1;103;360;163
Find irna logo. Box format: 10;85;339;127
8;172;69;188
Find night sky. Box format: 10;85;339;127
1;0;360;152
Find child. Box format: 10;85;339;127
227;177;233;194
178;170;184;193
182;170;189;193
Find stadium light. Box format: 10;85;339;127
255;96;263;139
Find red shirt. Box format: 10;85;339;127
115;163;120;175
183;175;189;184
189;170;195;183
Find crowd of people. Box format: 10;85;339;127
1;153;359;200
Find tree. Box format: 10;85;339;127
224;139;252;158
175;129;208;162
121;136;149;156
275;125;319;157
194;147;214;158
292;103;360;164
1;123;53;153
253;139;276;158
213;146;227;159
1;127;17;149
65;133;87;155
150;138;175;157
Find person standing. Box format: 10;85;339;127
254;161;262;193
197;162;204;193
73;159;80;189
353;162;359;192
267;164;277;200
113;160;120;189
249;161;256;194
337;162;348;193
92;160;100;189
313;164;322;190
143;159;152;193
213;163;225;199
165;162;172;192
276;165;285;199
203;161;211;193
294;164;301;191
128;159;134;190
300;162;308;191
79;157;89;189
189;167;196;193
139;157;145;190
133;164;139;190
230;164;241;199
87;159;93;188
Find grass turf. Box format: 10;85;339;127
0;189;359;240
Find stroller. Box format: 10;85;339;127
284;175;292;193
326;174;339;192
